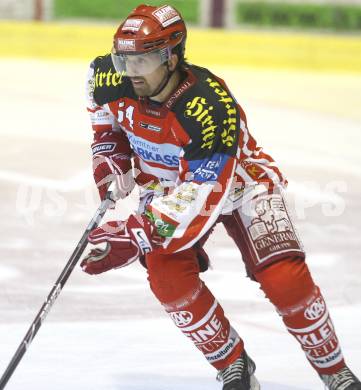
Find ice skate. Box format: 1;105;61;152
217;351;260;390
320;366;361;389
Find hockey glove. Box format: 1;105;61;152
92;131;134;201
81;214;163;275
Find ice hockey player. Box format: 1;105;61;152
81;4;361;389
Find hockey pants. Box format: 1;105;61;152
145;187;346;374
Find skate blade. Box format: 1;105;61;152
250;375;261;389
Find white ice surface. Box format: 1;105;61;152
0;59;360;389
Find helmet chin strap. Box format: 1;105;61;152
148;64;174;99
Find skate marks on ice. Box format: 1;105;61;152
114;375;309;390
0;321;311;390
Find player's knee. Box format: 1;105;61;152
148;271;200;304
254;256;316;309
146;249;200;305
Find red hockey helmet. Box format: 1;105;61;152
111;4;187;77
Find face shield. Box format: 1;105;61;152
111;47;171;77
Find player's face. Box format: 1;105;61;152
111;49;170;96
129;63;168;97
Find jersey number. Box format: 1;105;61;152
118;102;134;129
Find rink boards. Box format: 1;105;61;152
0;21;361;72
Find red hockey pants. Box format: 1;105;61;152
145;186;346;374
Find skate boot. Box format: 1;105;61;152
320;366;361;389
217;350;260;390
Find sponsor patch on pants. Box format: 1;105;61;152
243;193;304;266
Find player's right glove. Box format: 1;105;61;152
92;131;134;201
81;214;164;275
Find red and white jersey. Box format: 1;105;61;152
86;54;286;253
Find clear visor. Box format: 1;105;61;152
111;48;169;77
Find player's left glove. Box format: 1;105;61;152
91;130;134;202
81;214;163;275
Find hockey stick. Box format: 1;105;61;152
0;185;117;390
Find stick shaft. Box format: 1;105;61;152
0;197;112;390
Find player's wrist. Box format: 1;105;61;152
92;154;133;202
127;214;164;255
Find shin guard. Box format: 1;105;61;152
281;286;345;374
256;258;345;375
164;283;244;370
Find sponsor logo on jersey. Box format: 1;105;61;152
169;311;193;327
145;210;178;237
165;80;192;109
145;108;161;117
184;96;217;150
94;67;123;88
91;110;111;125
116;38;136;52
139;122;162;132
206;77;238;147
188;154;229;182
92;142;116;155
152;5;181;27
241;161;267;180
136;148;179;167
175;184;197;203
160;198;187;213
228;185;245;203
126;132;180;167
156;183;198;215
122;18;143;32
153;218;176;236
